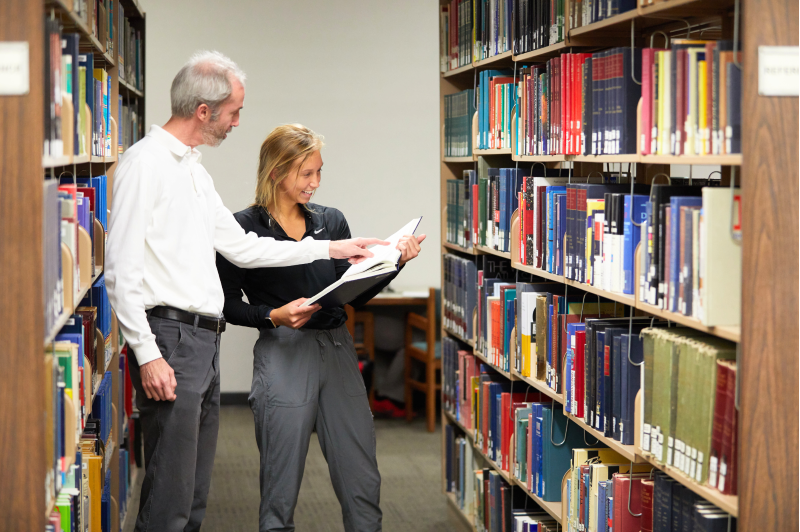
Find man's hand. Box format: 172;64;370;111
330;238;390;264
271;298;321;329
398;234;426;266
141;357;177;402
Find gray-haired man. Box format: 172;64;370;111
106;51;386;532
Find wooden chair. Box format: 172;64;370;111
404;288;441;432
345;305;375;406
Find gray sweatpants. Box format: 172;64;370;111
129;315;221;532
249;325;382;532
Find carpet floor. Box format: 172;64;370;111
124;405;459;531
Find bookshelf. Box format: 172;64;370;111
0;0;146;529
439;0;798;530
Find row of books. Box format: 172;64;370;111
118;98;143;154
516;49;640;156
565;463;736;532
45;19;114;158
443;345;737;529
46;316;135;531
118;5;145;91
442;0;474;71
513;0;567;56
641;328;738;495
514;176;741;326
642;43;742;156
443;254;478;340
46;175;109;340
574;0;637;28
444;89;475;157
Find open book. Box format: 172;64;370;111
301;217;422;309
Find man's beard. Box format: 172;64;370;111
201;119;228;147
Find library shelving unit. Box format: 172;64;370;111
438;1;798;531
0;0;146;530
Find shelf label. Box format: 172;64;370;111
0;42;30;95
758;46;799;97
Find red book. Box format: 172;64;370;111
709;359;729;489
641;479;655;532
720;359;738;494
519;190;525;263
565;53;572;154
573;330;586;418
502;392;532;472
491;299;503;366
613;473;643;532
576;187;589;282
561;55;567;154
536;186;547;268
704;41;717;155
473;183;479;246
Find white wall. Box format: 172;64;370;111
141;0;441;392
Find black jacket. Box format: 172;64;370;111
216;203;397;330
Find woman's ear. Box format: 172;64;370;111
269;169;276;181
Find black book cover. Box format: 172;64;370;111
726;62;742;154
622;46;641;154
582;57;593;155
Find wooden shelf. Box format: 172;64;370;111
510;369;565;405
475;245;511;259
119;77;144;98
442;62;475;79
512;154;571;162
444;327;474;347
566;413;646;463
473;50;514;68
445;492;476;531
513;41;569;63
44;266;103;347
637;301;741;343
443;156;475;163
473;348;513;381
564;278;636;306
445;409;564;525
508;475;564;525
640;454;738;517
118;0;146;19
568;9;639;39
474;148;513;156
572;154;641;163
638;0;735;18
46;0;115;65
639;154;742;166
443;242;482;255
512;261;566;283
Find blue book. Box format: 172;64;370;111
535;415;544;497
620;333;644;445
598;481;608;532
583;470;592;527
504;297;515;371
565;349;573;414
557;193;567;275
445;424;453;491
547;186;567;272
541;405;586;501
547;304;554;387
623;194;648;294
641;200;653;301
608;496;614;532
681;207;698;316
668;197;702;311
506;169;524;252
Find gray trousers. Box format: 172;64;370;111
250;325;382;532
129;315;221;532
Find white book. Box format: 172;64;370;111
302;217;421;308
700;188;742;326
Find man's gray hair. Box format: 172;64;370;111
170;50;247;119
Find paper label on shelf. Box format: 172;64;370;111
0;42;29;95
758;46;800;96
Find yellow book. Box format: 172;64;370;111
698;60;708;155
659;52;672;155
86;453;103;532
586;199;605;285
472;377;480;434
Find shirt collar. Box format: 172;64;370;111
148;124;203;164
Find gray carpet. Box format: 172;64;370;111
125;405;459;531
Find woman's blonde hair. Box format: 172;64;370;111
254;124;324;214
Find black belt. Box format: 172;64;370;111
148;306;226;334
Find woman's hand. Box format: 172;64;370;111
397;234;426;266
270;298;321;329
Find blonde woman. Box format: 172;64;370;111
216;124;425;532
